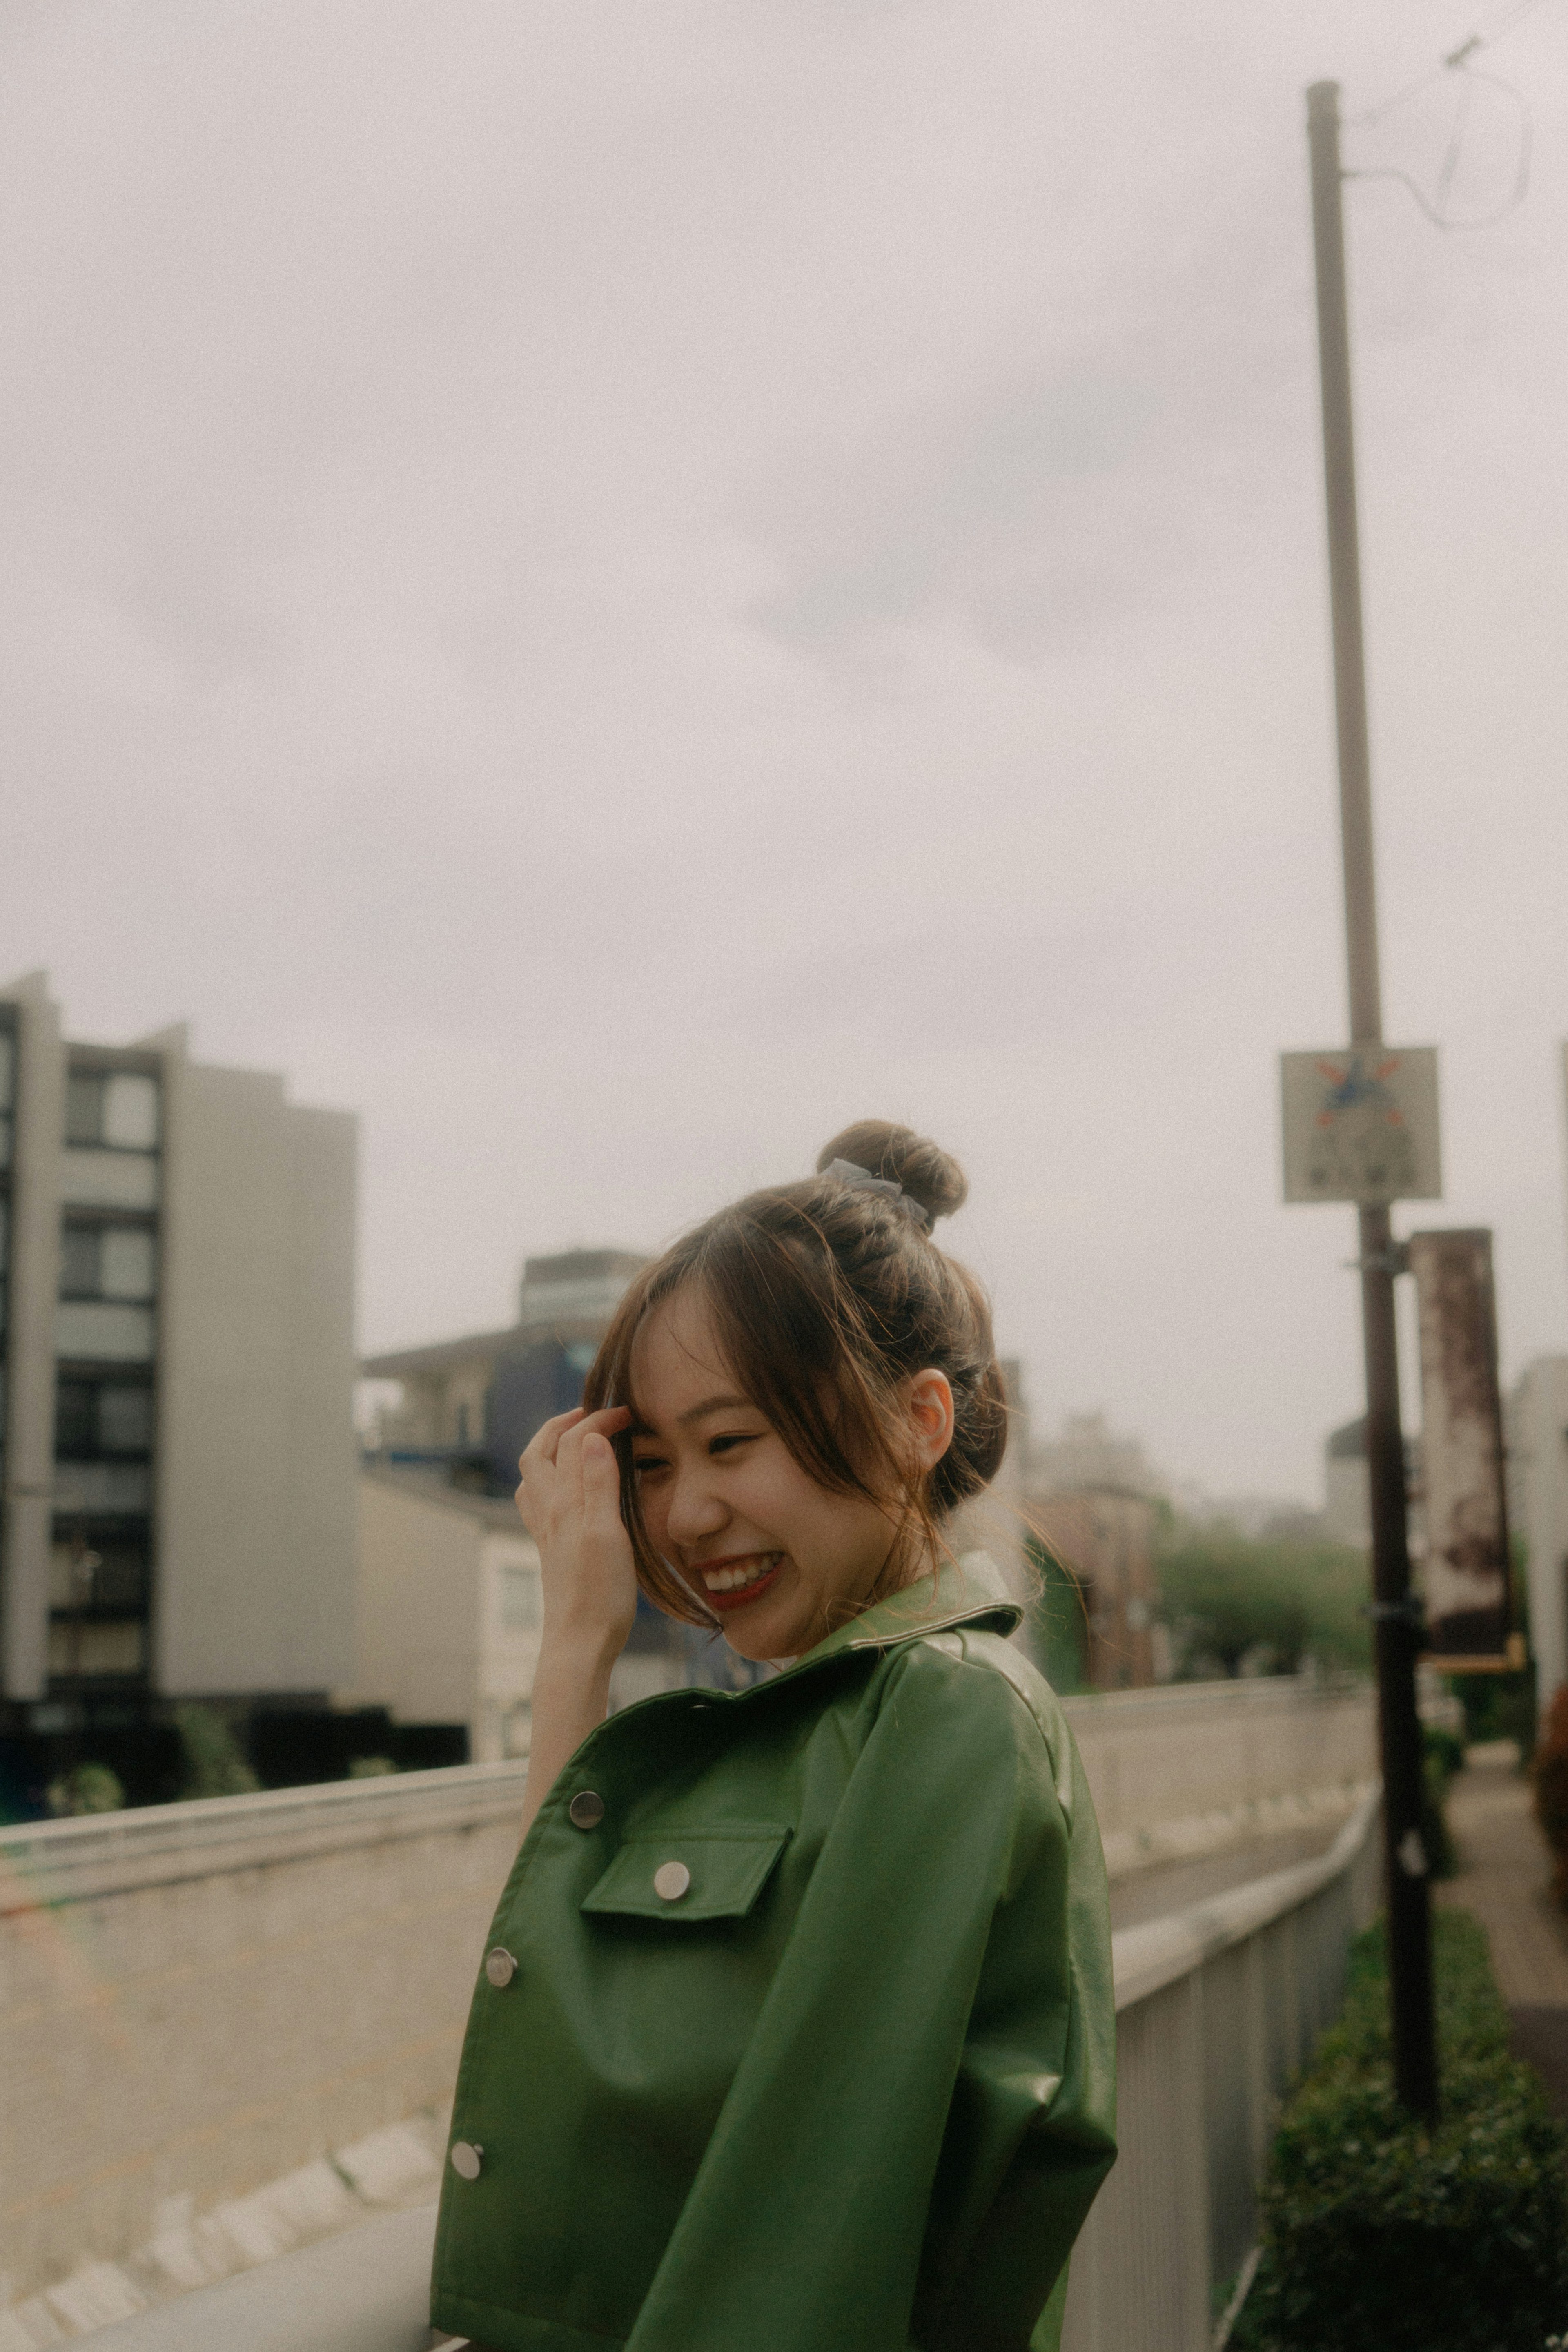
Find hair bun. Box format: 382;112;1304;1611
816;1120;968;1226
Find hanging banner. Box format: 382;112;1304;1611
1280;1045;1442;1204
1409;1228;1517;1669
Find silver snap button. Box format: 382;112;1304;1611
568;1790;605;1830
485;1947;517;1988
653;1860;691;1902
450;2141;483;2180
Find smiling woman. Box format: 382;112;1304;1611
430;1121;1116;2352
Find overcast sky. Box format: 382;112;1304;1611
3;0;1564;1503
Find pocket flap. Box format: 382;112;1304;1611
581;1824;791;1923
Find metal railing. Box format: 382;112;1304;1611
75;1791;1381;2352
1061;1787;1382;2352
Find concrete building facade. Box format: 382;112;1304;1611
0;974;357;1772
1507;1357;1568;1705
354;1467;543;1765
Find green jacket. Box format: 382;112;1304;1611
430;1554;1117;2352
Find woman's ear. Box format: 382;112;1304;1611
906;1369;955;1470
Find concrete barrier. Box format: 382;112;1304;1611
1062;1675;1374;1879
0;1765;527;2317
1;1678;1372;2324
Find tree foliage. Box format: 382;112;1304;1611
1157;1526;1372;1680
176;1704;259;1799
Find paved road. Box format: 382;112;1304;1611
1109;1821;1342;1933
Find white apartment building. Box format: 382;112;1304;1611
355;1465;543;1763
0;973;357;1744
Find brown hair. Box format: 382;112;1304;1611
581;1119;1007;1624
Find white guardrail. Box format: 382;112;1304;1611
71;1790;1382;2352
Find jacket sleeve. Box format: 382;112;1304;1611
624;1642;1117;2352
912;1672;1117;2352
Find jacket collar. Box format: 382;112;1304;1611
779;1550;1022;1681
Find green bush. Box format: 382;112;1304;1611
46;1761;125;1815
1234;1911;1568;2351
1424;1724;1468;1785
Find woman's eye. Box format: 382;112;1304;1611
632;1455;669;1478
709;1432;759;1457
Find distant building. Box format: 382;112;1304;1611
1506;1358;1568;1703
0;973;357;1793
1027;1489;1160;1690
1024;1411;1161;1689
354;1465;543;1763
1029;1410;1163;1501
363;1248;649;1491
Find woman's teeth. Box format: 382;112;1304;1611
702;1555;776;1594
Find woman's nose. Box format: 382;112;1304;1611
664;1469;728;1547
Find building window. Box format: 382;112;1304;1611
59;1224;156;1302
62;1068;161;1209
65;1070;160;1151
100;1384;154;1453
65;1074;102;1146
55;1378;154;1460
47;1527;152;1685
60;1227;99;1298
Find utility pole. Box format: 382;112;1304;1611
1306;78;1438;2119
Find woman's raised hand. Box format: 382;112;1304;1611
516;1406;639;1663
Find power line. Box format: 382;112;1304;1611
1341;0;1548;227
1345;0;1554;125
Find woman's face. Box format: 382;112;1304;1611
628;1286;952;1663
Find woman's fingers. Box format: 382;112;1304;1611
519;1404;630;1477
580;1430;625;1536
521;1406;585;1476
522;1405;631;1535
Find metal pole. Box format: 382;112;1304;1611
1306;78;1438;2119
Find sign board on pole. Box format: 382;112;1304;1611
1280;1046;1441;1204
1408;1228;1518;1670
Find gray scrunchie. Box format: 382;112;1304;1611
821;1156;932;1233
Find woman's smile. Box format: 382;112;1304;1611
696;1549;784;1609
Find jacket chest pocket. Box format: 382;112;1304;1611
581;1824;791;1923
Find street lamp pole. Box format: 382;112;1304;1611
1306;76;1438;2119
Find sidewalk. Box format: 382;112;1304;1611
1436;1741;1568;2113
